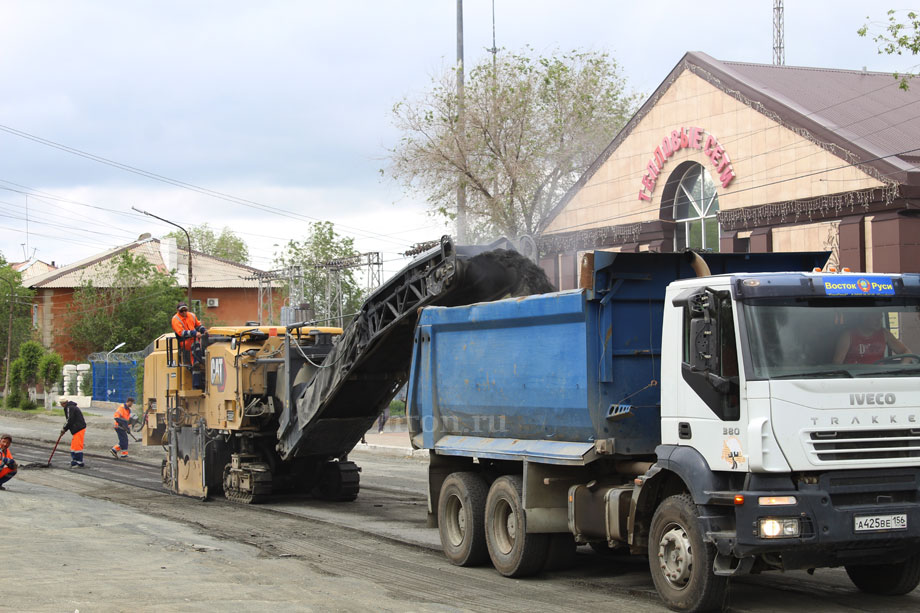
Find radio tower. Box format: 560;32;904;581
773;0;785;66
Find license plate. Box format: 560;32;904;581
854;513;908;532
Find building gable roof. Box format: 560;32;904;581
540;51;920;232
26;236;265;289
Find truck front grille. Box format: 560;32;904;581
807;428;920;462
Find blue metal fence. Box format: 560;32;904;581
88;351;146;403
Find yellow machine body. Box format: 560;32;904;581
141;324;342;500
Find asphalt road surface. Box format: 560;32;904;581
5;439;919;612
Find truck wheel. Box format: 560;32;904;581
485;475;549;577
845;552;920;595
648;494;726;612
438;472;489;566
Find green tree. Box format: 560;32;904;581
17;340;44;389
387;47;640;240
9;340;45;408
38;351;64;409
67;251;185;354
164;223;250;264
272;221;363;326
859;10;920;89
0;258;35;400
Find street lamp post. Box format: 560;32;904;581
105;341;126;402
1;276;15;408
132;206;193;307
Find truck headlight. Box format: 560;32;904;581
759;517;800;538
758;496;797;506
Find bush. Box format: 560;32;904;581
388;398;406;417
67;376;77;396
18;397;38;411
4;388;21;408
80;372;93;397
38;352;64;393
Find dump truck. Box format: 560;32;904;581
408;250;920;612
141;237;553;502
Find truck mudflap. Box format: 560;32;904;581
724;467;920;570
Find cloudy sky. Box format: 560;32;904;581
0;1;912;278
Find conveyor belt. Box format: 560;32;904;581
275;237;554;460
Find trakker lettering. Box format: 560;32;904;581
823;275;896;296
850;392;896;405
810;413;918;425
637;127;736;201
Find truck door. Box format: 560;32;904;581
671;287;746;471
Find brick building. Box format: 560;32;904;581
27;235;281;361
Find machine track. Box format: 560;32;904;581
223;461;273;504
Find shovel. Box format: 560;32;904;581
46;430;66;467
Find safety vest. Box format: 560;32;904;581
113;404;132;428
172;311;202;351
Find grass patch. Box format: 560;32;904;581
1;404;65;417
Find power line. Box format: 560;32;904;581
0;124;430;248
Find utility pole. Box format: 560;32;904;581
456;0;467;243
132;206;193;307
773;0;785;66
1;275;15;408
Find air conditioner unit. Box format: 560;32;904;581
206;298;219;308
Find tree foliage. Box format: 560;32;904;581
859;10;920;89
8;340;50;409
387;47;640;240
0;258;35;387
164;223;250;264
67;251;185;354
272;221;363;326
16;340;44;388
38;352;64;388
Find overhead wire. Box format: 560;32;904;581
0;123;439;248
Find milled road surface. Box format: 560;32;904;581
2;408;919;611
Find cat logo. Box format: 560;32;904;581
210;357;226;392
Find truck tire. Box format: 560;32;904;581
485;475;549;577
845;552;920;595
438;472;489;566
648;494;726;612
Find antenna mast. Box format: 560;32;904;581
773;0;785;66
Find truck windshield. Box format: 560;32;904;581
742;298;920;379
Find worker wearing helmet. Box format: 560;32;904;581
110;397;135;459
171;302;206;365
59;397;87;468
0;433;17;490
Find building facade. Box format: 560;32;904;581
538;52;920;289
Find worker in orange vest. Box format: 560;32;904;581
0;433;18;490
60;397;87;468
171;301;206;364
110;397;135;459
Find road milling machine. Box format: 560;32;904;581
141;237;554;503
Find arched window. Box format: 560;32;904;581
671;164;720;251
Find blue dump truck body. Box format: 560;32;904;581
408;289;660;459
